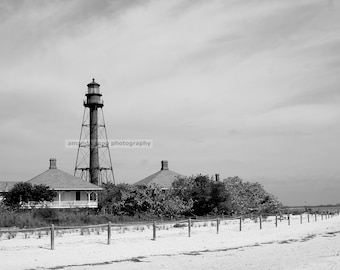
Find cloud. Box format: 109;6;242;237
0;0;340;205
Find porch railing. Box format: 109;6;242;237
22;200;98;209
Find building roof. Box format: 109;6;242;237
134;160;183;189
87;78;100;87
0;181;18;193
28;159;102;191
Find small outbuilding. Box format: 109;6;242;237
134;160;183;189
27;158;102;208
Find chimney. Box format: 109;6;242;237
161;160;169;170
49;158;57;169
215;173;220;181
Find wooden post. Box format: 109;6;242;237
321;214;323;220
239;217;242;231
300;214;302;224
288;214;290;226
153;221;156;240
307;213;310;223
259;215;262;230
50;224;55;250
188;218;191;237
275;215;278;227
107;222;111;245
216;218;220;234
315;213;317;222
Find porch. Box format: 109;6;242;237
43;200;99;208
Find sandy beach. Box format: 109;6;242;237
1;214;340;270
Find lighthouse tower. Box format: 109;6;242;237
74;79;115;186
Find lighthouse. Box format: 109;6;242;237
74;79;114;186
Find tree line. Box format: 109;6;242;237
1;175;282;219
99;175;282;218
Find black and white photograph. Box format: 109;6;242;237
0;0;340;269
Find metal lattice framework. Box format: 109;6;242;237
74;81;115;186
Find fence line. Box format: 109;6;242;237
0;211;339;250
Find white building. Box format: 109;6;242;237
27;158;102;208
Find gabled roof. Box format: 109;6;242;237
0;181;18;193
134;160;183;189
27;159;102;191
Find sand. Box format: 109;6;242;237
1;214;340;270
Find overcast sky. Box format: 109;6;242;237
1;0;339;206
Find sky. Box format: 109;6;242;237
0;0;339;206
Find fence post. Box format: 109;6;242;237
216;218;220;234
239;217;242;231
107;222;111;245
315;213;317;222
50;224;55;250
259;215;262;230
188;218;191;237
275;215;278;227
300;214;302;224
307;213;310;223
153;221;156;241
288;214;290;226
321;214;323;220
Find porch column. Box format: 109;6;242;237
58;191;63;207
86;191;91;206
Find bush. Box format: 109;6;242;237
3;182;57;209
99;183;192;218
171;175;231;216
33;209;60;224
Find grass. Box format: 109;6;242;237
0;208;162;229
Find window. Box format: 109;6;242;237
76;191;81;201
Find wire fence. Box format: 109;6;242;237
0;210;339;250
